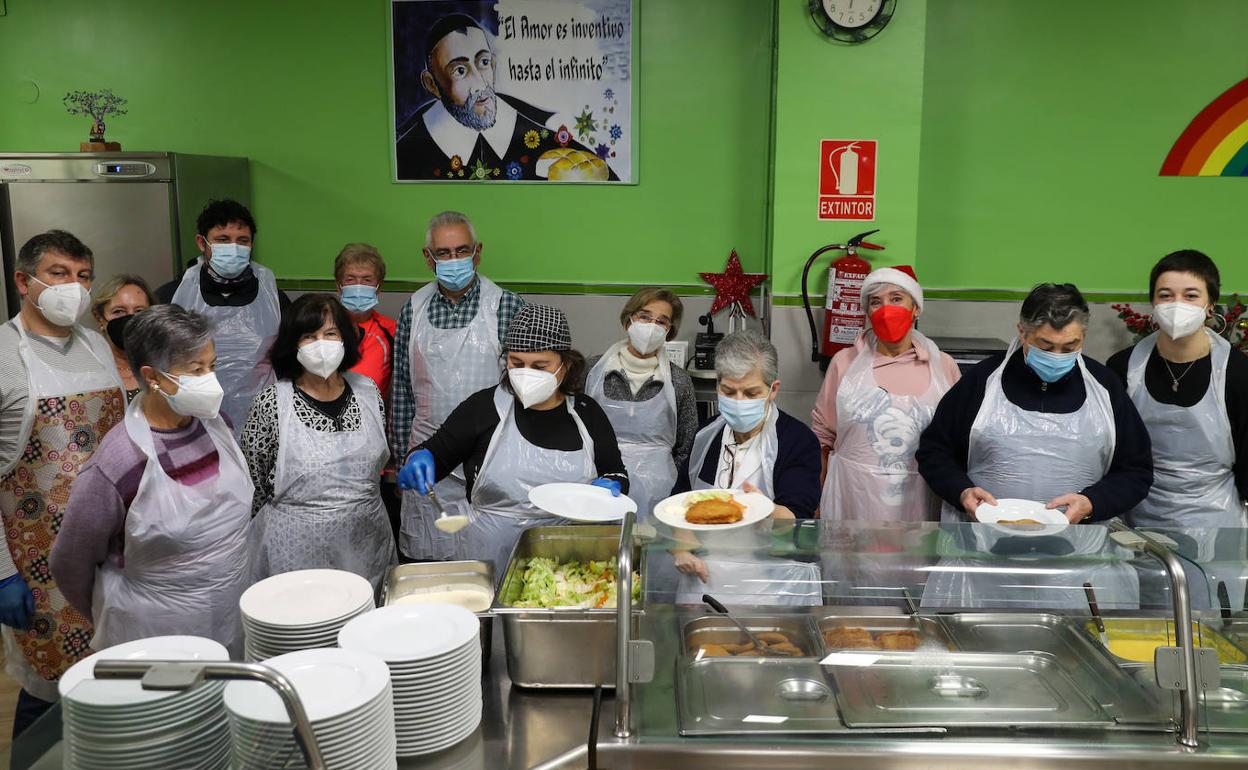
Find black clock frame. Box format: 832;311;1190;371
808;0;897;45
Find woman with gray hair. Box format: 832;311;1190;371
51;305;253;655
670;329;822;604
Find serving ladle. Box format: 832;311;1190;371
428;487;469;533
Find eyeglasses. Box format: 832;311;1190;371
430;245;477;260
717;444;738;488
632;310;672;329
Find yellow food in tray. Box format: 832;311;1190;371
1086;620;1248;664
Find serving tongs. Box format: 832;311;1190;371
427;487;469;534
702;594;797;657
1084;582;1110;649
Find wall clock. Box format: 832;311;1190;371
809;0;896;44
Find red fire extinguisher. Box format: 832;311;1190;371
801;229;885;371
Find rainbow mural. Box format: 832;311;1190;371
1161;77;1248;176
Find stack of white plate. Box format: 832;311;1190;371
59;636;230;770
338;604;482;757
240;569;375;660
224;647;396;770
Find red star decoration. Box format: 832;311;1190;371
700;250;767;316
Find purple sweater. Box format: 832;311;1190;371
50;416;224;618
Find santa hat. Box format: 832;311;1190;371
861;266;923;311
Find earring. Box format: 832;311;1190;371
1210;313;1229;334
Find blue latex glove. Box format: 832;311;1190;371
398;449;436;495
591;477;622;497
0;573;34;630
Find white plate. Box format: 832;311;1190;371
528;482;637;522
224;648;391;723
976;498;1069;537
239;569;375;627
60;636;229;703
653;490;775;531
338;604;479;663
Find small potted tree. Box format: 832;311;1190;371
64;89;128;151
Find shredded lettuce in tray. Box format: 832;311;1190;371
513;557;642;609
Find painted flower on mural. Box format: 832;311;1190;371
505;162;523;180
540;129;550;140
555;125;571;147
574;108;597;140
449;155;463;171
469;158;494;180
433;168;442;177
609;124;622;141
603;88;614;100
523;130;541;149
595;144;610;160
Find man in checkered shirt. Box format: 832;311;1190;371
389;211;524;559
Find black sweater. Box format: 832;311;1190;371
156;263;291;310
916;350;1153;521
1106;342;1248;500
417;386;628;498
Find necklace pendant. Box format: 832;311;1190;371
1172;380;1180;392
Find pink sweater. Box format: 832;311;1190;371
811;341;962;450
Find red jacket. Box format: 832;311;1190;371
352;311;397;402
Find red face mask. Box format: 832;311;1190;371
869;305;914;343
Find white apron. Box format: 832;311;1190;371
1;320;124;700
92;394;253;657
820;330;951;522
1127;330;1247;610
585;341;678;524
252;374;395;590
925;339;1138;609
462;386;596;579
400;278;502;560
171;262;281;435
676;408;821;607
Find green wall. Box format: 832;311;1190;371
769;0;929;298
916;0;1248;295
0;0;774;287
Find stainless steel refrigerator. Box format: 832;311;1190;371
0;152;250;318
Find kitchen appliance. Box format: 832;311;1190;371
930;335;1010;375
0;152;249;317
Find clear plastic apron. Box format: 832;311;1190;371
0;320;124;700
463;386;596;579
252;374;395;590
171;262;280;434
92;394;253;657
400;278;502;560
1127;330;1247;610
585;341;678;524
676;409;821;607
821;330;950;522
925;339;1138;610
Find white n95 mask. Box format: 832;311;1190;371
297;339;345;379
627;322;668;356
161;372;225;420
508;364;563;409
1154;301;1207;340
32;277;91;326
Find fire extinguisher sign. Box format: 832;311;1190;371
818;139;877;221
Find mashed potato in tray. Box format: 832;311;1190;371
393;585;492;613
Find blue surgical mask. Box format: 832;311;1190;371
718;395;768;433
207;242;251;278
340;284;379;313
1024;346;1079;383
435;256;476;291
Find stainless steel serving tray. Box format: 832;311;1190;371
826;650;1113;729
491;525;641;688
1076;617;1248;667
942;613;1158;726
1125;663;1248;733
676;657;944;736
382;560;494;664
682;615;820;658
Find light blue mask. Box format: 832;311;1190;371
435;256;476;291
718;395;768;433
1024;346;1079;383
340;284;379;313
207;242;251;279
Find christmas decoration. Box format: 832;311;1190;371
64;89;128;150
1112;294;1247;355
700;250;767;316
